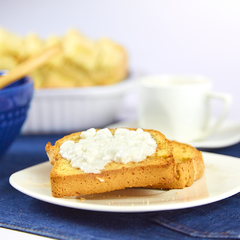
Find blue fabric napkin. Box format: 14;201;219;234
0;134;240;240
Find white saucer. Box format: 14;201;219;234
9;152;240;213
107;120;240;148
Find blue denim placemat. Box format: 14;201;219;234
0;134;240;240
151;193;240;239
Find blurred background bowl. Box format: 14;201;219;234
0;71;34;157
21;75;135;134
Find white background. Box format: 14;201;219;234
1;0;240;121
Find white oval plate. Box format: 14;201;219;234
9;152;240;213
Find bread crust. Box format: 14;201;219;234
150;141;205;189
46;128;176;197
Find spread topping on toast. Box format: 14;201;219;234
59;128;157;173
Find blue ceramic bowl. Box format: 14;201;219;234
0;71;34;157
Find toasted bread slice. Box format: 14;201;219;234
46;128;175;197
150;141;205;189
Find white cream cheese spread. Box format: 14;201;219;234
59;128;157;173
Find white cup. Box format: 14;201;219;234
138;75;232;142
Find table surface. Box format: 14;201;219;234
1;133;240;240
0;134;64;240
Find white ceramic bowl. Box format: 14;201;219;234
21;77;135;134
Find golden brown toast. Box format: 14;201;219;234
46;128;175;197
150;141;205;189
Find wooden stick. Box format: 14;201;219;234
0;46;61;89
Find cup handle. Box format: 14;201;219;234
198;92;232;140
